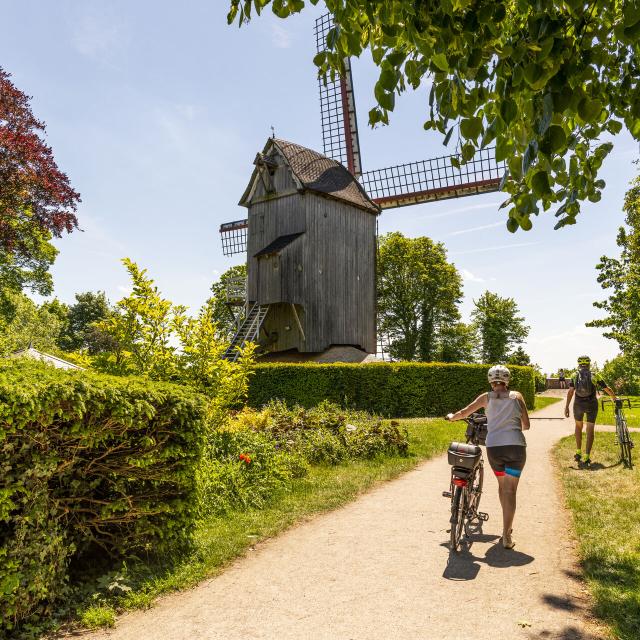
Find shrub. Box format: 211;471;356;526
0;361;206;634
197;401;409;514
247;363;535;416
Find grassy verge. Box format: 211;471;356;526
553;434;640;640
595;396;640;428
74;418;463;630
534;395;562;411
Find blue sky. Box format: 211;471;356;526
2;1;639;373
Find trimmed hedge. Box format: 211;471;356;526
0;361;206;634
247;362;535;417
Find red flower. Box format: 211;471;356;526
239;453;251;464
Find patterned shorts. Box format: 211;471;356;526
486;445;527;478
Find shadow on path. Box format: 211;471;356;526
442;537;534;581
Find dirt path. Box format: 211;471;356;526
86;397;608;640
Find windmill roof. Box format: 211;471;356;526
240;138;379;214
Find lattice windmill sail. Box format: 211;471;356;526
313;13;504;209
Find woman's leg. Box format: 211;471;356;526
496;474;520;545
574;420;584;450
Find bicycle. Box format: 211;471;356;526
614;398;634;469
442;413;489;552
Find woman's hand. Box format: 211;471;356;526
564;406;570;418
446;413;455;421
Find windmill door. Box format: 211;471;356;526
256;253;281;304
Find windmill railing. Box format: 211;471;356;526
225;276;247;304
359;147;505;209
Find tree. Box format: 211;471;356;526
507;346;532;366
207;264;247;340
0;68;80;300
471;290;529;363
59;291;116;354
94;259;179;379
435;321;476;363
0;291;64;356
230;1;640;231
588;175;640;368
377;232;463;361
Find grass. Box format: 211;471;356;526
72;418;464;628
554;434;640;640
534;395;562;411
594;396;640;428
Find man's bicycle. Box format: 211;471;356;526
614;398;634;469
443;413;489;552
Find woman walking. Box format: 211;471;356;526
446;365;530;549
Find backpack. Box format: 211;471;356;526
574;369;595;398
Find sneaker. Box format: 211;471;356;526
574;453;582;464
583;458;591;468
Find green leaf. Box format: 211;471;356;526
443;125;455;146
374;82;395;112
507;217;519;233
531;170;551;196
432;53;449;72
522;140;538;175
500;99;517;125
578;98;603;123
523;63;543;87
460;117;483;140
379;68;398;91
461;143;475;161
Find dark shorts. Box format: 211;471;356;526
574;398;598;423
486;445;527;478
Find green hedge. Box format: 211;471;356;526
247;362;535;417
0;361;206;634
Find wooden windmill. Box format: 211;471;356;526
219;13;504;361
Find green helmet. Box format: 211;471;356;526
577;355;591;366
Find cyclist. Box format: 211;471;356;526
558;369;566;390
446;365;530;550
564;355;616;468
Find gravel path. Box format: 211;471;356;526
85;396;609;640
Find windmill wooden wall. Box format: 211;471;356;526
242;139;378;354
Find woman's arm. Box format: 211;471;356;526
516;393;530;430
446;394;488;421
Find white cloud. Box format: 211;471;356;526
526;324;619;373
448;221;504;237
461;268;485;283
271;24;292;49
451;241;539;256
417;200;503;220
116;285;132;295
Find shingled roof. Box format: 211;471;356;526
240;138;379;214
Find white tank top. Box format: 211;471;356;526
485;390;526;447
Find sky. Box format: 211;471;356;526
2;0;639;373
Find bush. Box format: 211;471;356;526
197;401;409;514
247;363;535;416
601;354;640;395
0;361;206;634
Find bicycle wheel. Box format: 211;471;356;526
620;422;634;470
467;463;484;518
617;413;634;469
450;485;466;552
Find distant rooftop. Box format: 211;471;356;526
10;345;84;370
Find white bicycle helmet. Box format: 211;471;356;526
487;365;511;385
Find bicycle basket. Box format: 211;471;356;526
447;442;482;470
466;416;488;446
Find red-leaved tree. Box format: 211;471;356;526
0;67;80;255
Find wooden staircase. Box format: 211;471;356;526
223;303;270;361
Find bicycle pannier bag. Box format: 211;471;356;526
466;418;488;446
447;442;482;469
574;369;595;398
